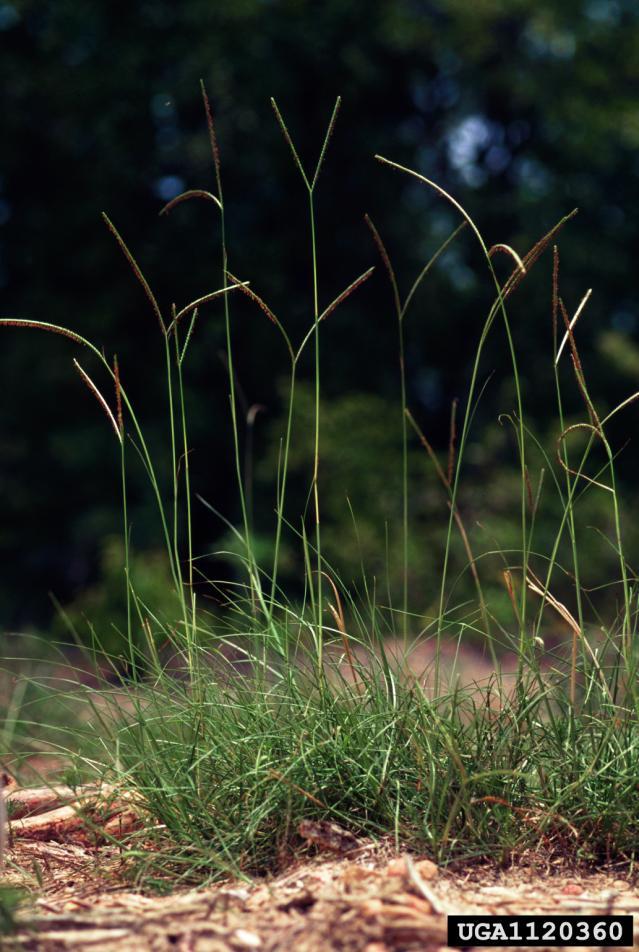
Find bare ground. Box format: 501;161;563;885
4;835;639;951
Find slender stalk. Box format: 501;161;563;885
119;420;134;675
174;324;196;644
308;193;323;657
164;332;180;585
374;160;574;692
398;319;408;640
270;365;296;608
270;96;341;669
550;249;586;698
365;216;466;644
221;206;257;595
201;83;260;612
163;329;192;648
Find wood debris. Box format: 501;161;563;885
4;786;639;951
5;847;448;951
6;850;639;952
297;819;363;853
2;774;142;845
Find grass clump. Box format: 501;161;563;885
0;886;25;936
107;648;639;882
3;87;639;884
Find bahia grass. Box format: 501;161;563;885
2;91;639;883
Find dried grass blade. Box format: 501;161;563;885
159;189;222;215
488;243;526;274
171;284;245;329
502;569;521;628
524;466;534;513
527;569;612;706
74;360;122;444
555;289;592;365
404;856;444;914
405;409;448;490
322;572;359;689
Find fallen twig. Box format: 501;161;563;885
3;780;142;844
4;784;112;820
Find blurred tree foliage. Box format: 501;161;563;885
1;0;639;630
50;536;178;656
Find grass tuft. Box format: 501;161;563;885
3;95;639;887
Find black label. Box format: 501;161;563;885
447;915;633;947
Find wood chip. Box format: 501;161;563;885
231;928;262;948
298;819;362;853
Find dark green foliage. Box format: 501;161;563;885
2;1;639;625
51;537;178;657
